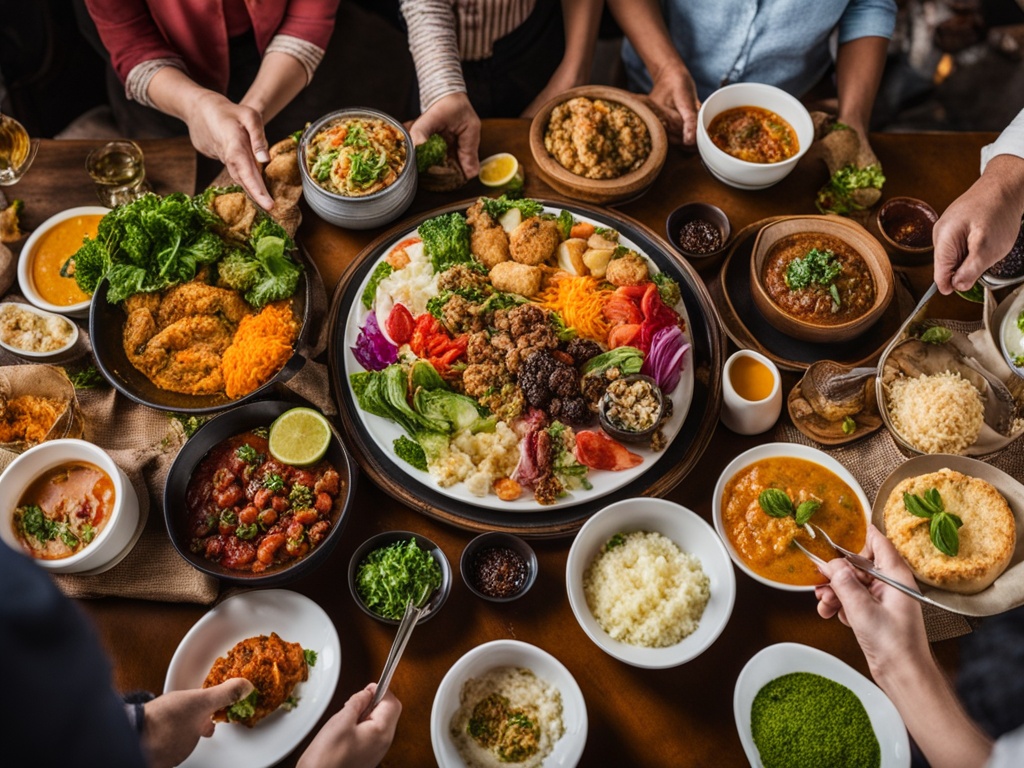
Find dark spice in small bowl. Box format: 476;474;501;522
469;546;528;598
987;219;1024;279
877;197;937;255
678;218;722;254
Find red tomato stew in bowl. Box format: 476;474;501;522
185;429;343;573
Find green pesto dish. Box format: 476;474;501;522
751;672;880;768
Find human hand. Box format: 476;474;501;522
141;678;254;768
297;684;401;768
814;525;930;683
933;154;1024;294
646;64;700;146
184;91;275;209
409;93;481;180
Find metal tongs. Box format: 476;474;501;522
794;522;947;610
358;587;442;721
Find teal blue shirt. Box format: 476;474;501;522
622;0;897;100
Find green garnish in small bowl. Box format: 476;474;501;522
349;532;451;623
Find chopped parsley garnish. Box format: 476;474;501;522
263;473;285;492
227;690;259;722
236;443;261;465
289;483;314;509
304;649;318;667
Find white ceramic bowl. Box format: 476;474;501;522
0;301;79;359
17;206;108;318
431;639;587;768
299;108;417;230
712;443;872;592
565;497;735;669
734;643;910;768
0;438;140;573
998;285;1024;374
696;83;814;190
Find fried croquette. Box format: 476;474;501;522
489;261;543;297
605;251;650;286
510;217;560;266
203;633;309;727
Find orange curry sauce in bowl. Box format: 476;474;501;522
30;213;102;307
718;455;867;588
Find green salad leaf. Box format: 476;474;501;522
479;195;543;221
419;212;471;272
227;690;259;722
356;538;443;619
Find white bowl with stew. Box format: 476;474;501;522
0;438;139;573
299;108;417;230
696;83;814;190
712;443;872;592
17;206;108;318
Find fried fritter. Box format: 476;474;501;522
212;192;258;240
509;217;560;266
489;261;543;297
204;633;309;728
467;200;510;268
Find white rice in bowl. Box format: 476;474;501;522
886;370;984;454
583;530;710;648
450;666;564;768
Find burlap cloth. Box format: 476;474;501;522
0;253;332;604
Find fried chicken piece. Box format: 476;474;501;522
605;251;650;286
157;283;252;326
467;200;510;268
510;217;560;266
489;261;543;297
204;633;309;728
211;192;258;240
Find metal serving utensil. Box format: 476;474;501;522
794;523;948;610
359;587;442;721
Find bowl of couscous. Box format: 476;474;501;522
565;497;735;669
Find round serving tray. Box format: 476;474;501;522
710;217;915;372
327;199;726;537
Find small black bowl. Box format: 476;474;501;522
460;532;538;603
665;202;732;269
598;373;666;443
163;399;354;586
348;530;452;624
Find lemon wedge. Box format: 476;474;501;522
479;153;519;187
268;407;332;466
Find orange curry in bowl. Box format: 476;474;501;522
720;456;866;586
12;461;115;559
30;214;102;306
708;106;798;164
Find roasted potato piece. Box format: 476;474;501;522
583;248;615;278
557;238;589;275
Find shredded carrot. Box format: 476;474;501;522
222;302;299;398
536;275;612;342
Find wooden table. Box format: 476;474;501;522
15;125;993;767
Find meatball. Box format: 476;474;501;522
566;338;603;368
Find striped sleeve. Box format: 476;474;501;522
400;0;466;111
265;34;326;84
125;58;188;106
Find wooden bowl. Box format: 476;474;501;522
750;216;894;343
528;85;667;204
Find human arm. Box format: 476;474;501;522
141;678;255;768
815;525;993;768
520;0;603;118
834;35;888;160
297;684;402;768
605;0;699;145
399;0;481;177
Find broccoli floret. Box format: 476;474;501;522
415;134;447;172
418;212;471;272
479;195;543;220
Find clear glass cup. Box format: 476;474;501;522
85;139;151;207
0;113;40;185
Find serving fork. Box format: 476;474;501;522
793;523;948;610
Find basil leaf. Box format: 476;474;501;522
930;512;961;557
924;488;944;514
955;284;985;303
758;488;795;518
903;492;934;518
795;499;822;526
920;326;952;345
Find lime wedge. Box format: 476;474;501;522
268;407;332;466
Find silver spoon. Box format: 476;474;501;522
359;588;442;721
794;523;948;610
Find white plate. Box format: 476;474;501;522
431;639;587;767
734;643;910;768
873;454;1024;616
164;590;341;768
343;204;694;510
565;497;735;668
